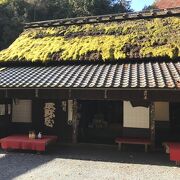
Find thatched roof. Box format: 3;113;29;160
156;0;180;9
0;9;179;62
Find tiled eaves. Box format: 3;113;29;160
24;7;180;29
0;61;179;89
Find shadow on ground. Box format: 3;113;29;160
0;143;176;179
54;144;174;166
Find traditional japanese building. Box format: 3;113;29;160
0;7;179;147
156;0;180;9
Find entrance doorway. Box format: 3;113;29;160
78;100;123;144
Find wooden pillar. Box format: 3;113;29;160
72;100;78;144
150;102;155;149
5;103;8;115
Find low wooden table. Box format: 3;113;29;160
115;137;151;152
163;142;180;166
0;135;58;152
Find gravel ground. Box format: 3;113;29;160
0;144;180;180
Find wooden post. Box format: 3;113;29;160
150;102;155;150
72;100;78;144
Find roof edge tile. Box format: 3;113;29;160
24;7;180;29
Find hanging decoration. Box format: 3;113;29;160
44;103;56;128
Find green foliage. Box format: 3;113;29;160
0;0;9;5
143;3;156;10
0;0;33;50
68;0;131;16
0;17;179;62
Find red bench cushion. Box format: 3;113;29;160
0;135;58;151
169;143;180;161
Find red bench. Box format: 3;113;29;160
163;142;180;166
115;137;151;152
0;135;58;152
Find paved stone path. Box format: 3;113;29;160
0;144;180;180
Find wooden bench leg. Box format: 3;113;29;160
145;144;148;153
37;151;42;155
118;143;122;151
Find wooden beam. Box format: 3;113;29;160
107;90;144;101
7;90;35;98
148;90;180;102
71;90;104;100
0;89;179;102
38;89;69;99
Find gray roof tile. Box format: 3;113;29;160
0;62;179;89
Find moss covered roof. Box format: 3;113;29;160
0;16;180;62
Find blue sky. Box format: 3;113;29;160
131;0;155;11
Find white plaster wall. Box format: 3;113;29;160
123;101;149;128
12;100;32;123
155;102;169;121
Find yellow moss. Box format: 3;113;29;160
0;0;9;5
0;17;179;62
140;45;178;58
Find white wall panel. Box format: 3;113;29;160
155;102;169;121
12;100;32;123
123;101;149;128
68;100;73;122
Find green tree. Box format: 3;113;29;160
68;0;131;16
0;0;9;5
143;1;156;10
0;0;132;50
0;0;31;50
112;0;131;13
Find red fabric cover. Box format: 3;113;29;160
169;143;180;161
0;135;57;152
115;137;151;144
